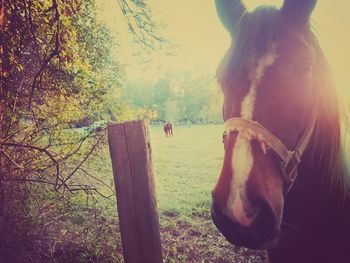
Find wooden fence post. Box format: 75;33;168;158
108;120;163;263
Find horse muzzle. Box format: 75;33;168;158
211;198;280;250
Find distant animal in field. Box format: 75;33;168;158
163;122;173;137
211;0;350;262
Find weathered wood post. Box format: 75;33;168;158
108;120;163;263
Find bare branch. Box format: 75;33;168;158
118;0;163;48
1;142;61;188
28;0;61;109
56;130;107;190
0;149;23;169
4;178;55;186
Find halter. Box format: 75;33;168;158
223;104;318;193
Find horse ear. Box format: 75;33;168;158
281;0;317;24
215;0;246;35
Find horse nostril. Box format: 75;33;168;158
245;200;261;219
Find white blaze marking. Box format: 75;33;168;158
224;45;278;225
241;46;278;119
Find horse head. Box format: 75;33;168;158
211;0;322;250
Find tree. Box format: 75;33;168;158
122;68;222;124
0;0;159;260
153;77;173;120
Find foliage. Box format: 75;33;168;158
1;0;117;187
123;69;223;124
0;0;157;261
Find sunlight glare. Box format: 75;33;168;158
97;0;350;105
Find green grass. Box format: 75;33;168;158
77;124;266;262
85;124;225;219
150;124;224;219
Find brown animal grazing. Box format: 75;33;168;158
163;122;173;137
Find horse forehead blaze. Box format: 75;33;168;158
215;48;279;225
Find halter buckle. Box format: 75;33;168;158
282;151;301;184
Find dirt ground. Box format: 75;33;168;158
159;216;267;263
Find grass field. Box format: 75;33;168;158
148;125;265;262
86;124;265;262
150;124;224;218
77;124;266;262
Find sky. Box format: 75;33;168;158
97;0;350;100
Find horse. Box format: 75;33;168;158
163;121;173;137
211;1;350;262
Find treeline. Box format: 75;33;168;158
123;69;223;124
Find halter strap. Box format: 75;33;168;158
223;104;318;190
